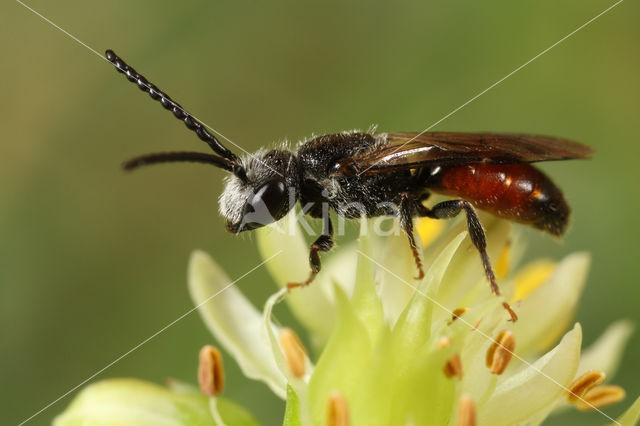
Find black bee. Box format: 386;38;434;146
106;50;593;320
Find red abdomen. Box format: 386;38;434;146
429;164;570;236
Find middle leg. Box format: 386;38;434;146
399;193;425;280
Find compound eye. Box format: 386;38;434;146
240;179;290;231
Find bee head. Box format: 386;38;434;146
219;149;299;233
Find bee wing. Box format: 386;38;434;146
338;132;594;176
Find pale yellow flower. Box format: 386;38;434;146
55;212;639;425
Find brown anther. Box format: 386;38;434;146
438;337;463;379
486;330;516;375
449;307;470;325
503;302;518;322
457;395;476;426
574;385;626;411
327;391;350;426
279;328;307;378
444;354;464;380
567;370;606;402
198;345;224;397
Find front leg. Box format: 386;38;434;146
287;215;334;289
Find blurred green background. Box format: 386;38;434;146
2;1;639;425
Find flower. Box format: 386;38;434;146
55;212;639;425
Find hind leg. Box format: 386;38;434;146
417;199;517;321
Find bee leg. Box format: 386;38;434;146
287;216;334;290
417;199;517;322
399;193;425;280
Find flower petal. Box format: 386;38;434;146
255;212;336;346
392;231;467;352
377;227;421;325
612;395;640;426
351;222;386;345
262;288;313;424
211;398;263;426
188;250;287;398
416;217;445;247
53;378;260;426
478;323;582;426
511;253;590;356
510;259;556;302
308;284;372;425
431;218;512;318
578;320;634;380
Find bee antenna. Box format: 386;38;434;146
123;151;236;173
105;49;243;172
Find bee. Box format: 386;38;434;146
106;50;593;321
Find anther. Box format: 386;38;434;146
437;336;452;348
449;307;470;325
279;328;307;378
567;370;606;402
457;395;476;426
574;385;626;411
444;354;464;379
198;345;224;397
326;391;350;426
438;337;463;379
486;330;515;375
